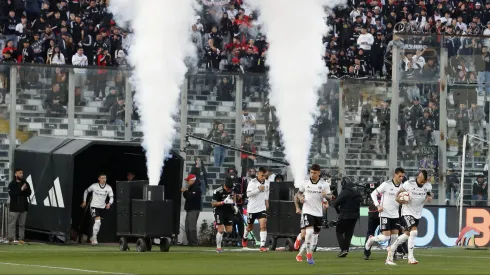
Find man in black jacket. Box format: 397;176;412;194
8;168;32;244
181;174;202;246
332;180;362;257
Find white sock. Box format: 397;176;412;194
260;231;267;248
305;228;314;254
296;233;302;242
408;230;418;259
243;230;249;240
373;234;390;243
216;232;223;249
297;242;307;256
312;234;319;247
390;233;409;252
390;234;398;246
92;220;101;239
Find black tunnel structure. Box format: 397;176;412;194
14;136;183;242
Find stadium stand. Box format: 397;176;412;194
0;0;486;207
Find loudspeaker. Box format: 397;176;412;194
267;200;281;234
116;181;147;203
269;182;296;201
279;201;299;235
116;202;131;234
143;185;165;201
131;199;174;236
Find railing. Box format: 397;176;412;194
0;33;488;207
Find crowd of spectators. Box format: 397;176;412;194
0;0;128;67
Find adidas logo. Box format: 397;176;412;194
26;175;65;208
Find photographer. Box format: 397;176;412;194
332;179;362;258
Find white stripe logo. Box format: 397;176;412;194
26;175;37;205
43;177;65;208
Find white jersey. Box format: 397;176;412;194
401;179;432;219
372;179;402;219
83;183;114;209
246;178;270;213
299;178;331;217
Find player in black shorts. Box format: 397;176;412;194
212;179;237;253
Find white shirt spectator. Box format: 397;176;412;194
51;53;65;65
483;28;490;48
242;113;256;135
195;16;204;32
72;53;88;74
457;22;468;33
357;33;374;51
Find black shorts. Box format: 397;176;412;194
401;215;419;230
379;217;400;231
215;211;233;226
90;207;106;219
300;214;322;232
247;211;267;224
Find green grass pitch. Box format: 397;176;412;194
0;244;487;274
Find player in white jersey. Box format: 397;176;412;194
81;173;114;245
295;164;332;265
386;170;432;265
242;167;270;252
364;167;405;260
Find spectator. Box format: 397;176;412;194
360;99;374;151
44;83;67;117
472;174;488;206
74;86;87;106
475;46;490;95
4;10;19;47
190;157;208;200
104;87;120;109
95;48;111;100
376;99;390;155
315;100;331;158
240;135;256;177
211;123;230;168
109;96;125;126
445;168;459;205
469;103;486;141
31;33;44;63
72;47;88;88
216;77;234;101
241;105;256;136
415;108;434;146
263;99;281;151
48;45;65;65
456;103;470;156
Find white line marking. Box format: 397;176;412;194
0;262;135;275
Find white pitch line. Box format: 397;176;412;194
0;262;136;275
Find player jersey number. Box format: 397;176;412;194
300;215;309;228
247;213;253;224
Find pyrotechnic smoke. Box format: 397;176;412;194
110;0;199;185
248;0;343;187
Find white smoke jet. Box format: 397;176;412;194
248;0;343;187
110;0;199;185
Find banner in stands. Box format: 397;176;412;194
187;206;490;247
203;0;230;6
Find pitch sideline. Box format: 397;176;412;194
0;262;135;275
